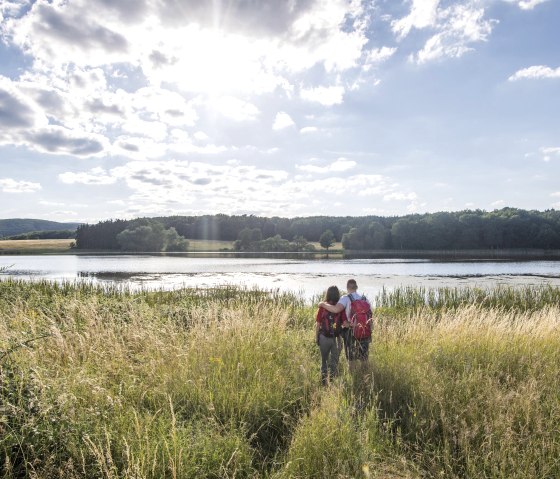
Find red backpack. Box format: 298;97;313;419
318;308;343;337
348;294;372;340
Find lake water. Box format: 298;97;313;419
2;254;560;301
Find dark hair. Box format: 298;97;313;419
346;279;357;290
324;285;340;304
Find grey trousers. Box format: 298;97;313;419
318;333;342;383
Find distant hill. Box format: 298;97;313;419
0;219;81;238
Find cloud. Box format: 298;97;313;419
540;146;560;162
59;167;116;185
383;192;418;201
416;5;495;63
504;0;551;10
272;111;295;130
0;76;48;129
490;200;506;208
300;85;345;106
25;126;107;157
296;157;356;173
392;0;440;40
209;96;260;121
363;46;397;71
392;1;496;64
0;178;42;193
300;126;318;134
508;65;560;81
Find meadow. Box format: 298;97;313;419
1;279;559;478
0;239;75;254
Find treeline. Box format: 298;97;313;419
1;229;76;240
0;218;80;238
75;208;560;251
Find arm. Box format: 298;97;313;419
317;302;344;314
315;308;322;345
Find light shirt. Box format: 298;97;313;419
337;291;371;321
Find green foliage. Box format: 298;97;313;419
116;220;189;252
2;281;560;478
234;233;316;252
343;222;389;250
0;219;80;238
163;227;189;251
2;229;76;240
76;208;560;251
319;229;335;250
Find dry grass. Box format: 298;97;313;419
186;238;234;251
0;238;74;252
1;281;559;478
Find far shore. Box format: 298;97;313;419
1;239;560;260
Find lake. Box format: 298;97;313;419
2;254;560;301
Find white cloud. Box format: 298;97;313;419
330;157;357;172
194;131;209;141
272;111;295;131
550;192;560;198
539;146;560;162
392;2;496;64
0;178;42;193
297;157;356;173
490;200;506;208
508;65;560;81
383;192;418;201
59;167;116;185
415;5;495;64
210;96;260;121
392;0;440;40
363;46;397;71
504;0;551;10
300;126;318;134
300;85;345;106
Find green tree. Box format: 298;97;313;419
117;224;165;251
292;235;309;251
164;227;189;252
319;230;335;251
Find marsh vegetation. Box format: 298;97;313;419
1;281;559;478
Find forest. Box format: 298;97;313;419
74;208;560;251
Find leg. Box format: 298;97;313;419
328;337;340;380
318;334;331;385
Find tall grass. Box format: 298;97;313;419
0;280;316;477
374;284;560;313
372;304;560;478
1;279;559;478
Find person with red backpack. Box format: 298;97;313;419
315;285;346;385
318;279;372;368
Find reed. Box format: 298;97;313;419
372;304;560;478
1;279;559;478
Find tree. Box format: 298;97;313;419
164;227;189;252
319;229;335;251
117;224;165;251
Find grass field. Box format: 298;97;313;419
186;238;234;251
0;238;339;254
0;239;75;253
1;281;559;478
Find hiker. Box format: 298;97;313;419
318;279;372;368
315;285;346;385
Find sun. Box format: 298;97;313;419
147;24;280;97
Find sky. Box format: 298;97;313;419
0;0;559;223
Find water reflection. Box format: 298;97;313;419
2;254;560;300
